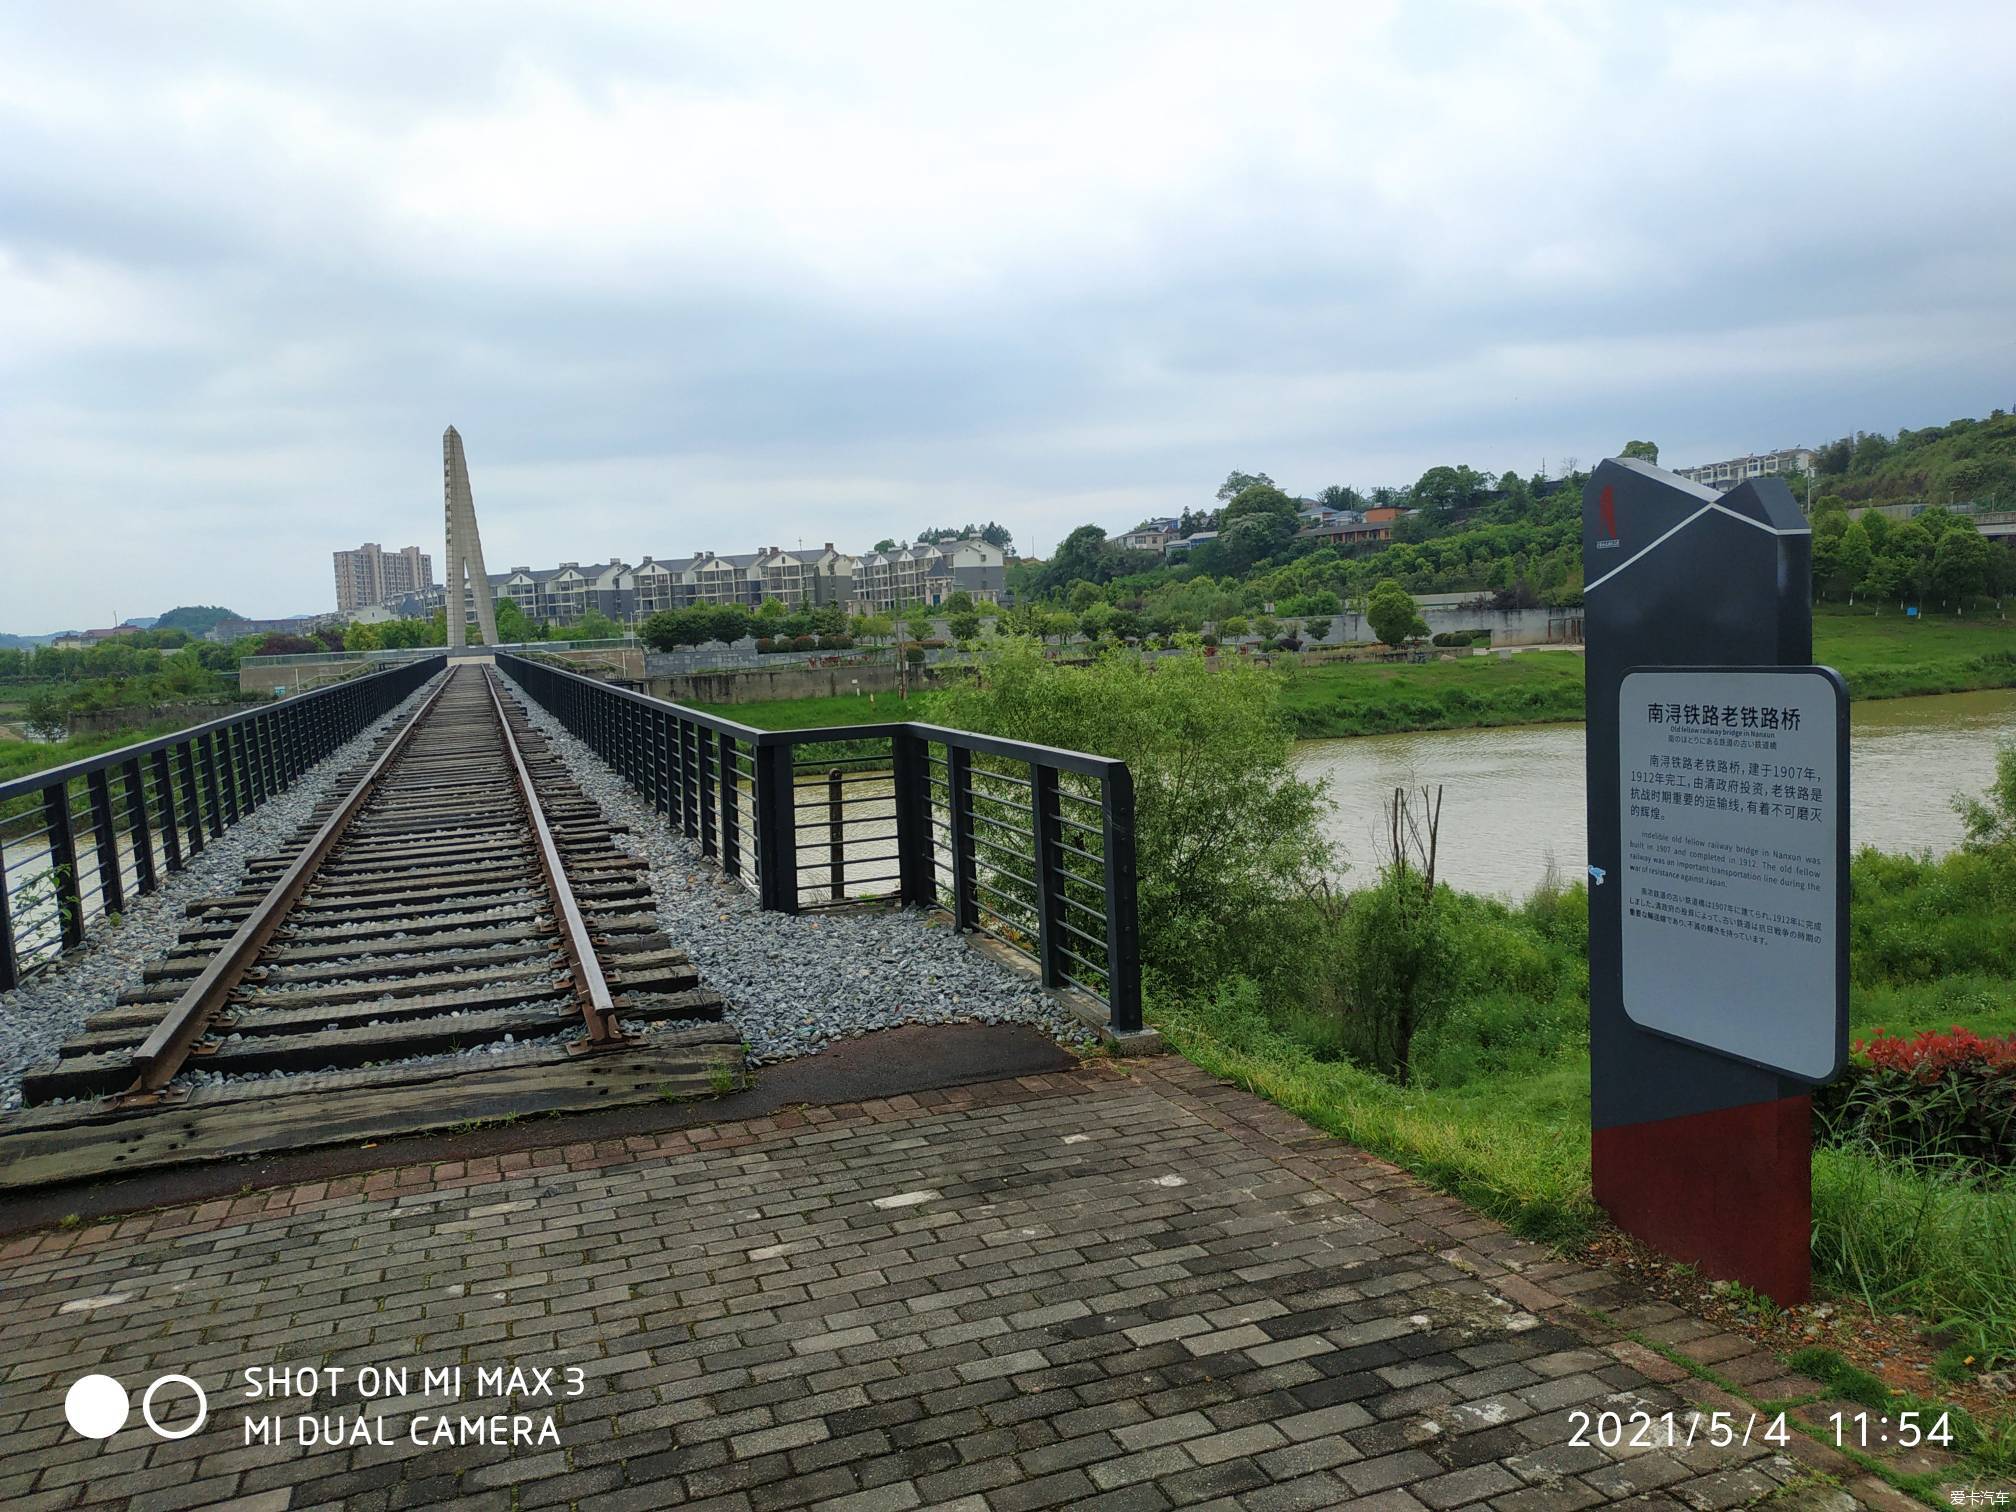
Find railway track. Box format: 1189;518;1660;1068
0;665;742;1190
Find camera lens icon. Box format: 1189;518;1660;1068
64;1374;208;1440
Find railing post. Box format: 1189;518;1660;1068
680;720;699;839
43;781;85;951
946;744;979;931
891;732;934;908
1031;763;1063;989
654;710;671;817
0;833;17;991
86;767;124;916
1102;767;1143;1032
827;767;846;901
124;757;157;895
697;726;717;858
218;725;241;822
152;748;183;872
178;740;206;855
754;742;799;912
200;731;226;838
717;730;741;877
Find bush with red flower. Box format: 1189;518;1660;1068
1816;1025;2016;1178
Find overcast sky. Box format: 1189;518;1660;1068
4;1;2014;630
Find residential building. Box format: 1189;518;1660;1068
332;543;434;613
852;538;1005;611
1163;531;1219;557
1302;517;1399;549
1671;448;1818;492
1117;517;1181;552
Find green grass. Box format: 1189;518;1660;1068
1279;650;1585;736
0;716;205;786
1275;609;2016;738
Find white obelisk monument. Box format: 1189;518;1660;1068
442;425;499;650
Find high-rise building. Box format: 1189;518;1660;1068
333;542;434;612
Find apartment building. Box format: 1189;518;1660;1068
1671;447;1818;492
332;543;433;613
341;536;987;629
851;538;1005;612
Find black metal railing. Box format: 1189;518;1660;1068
495;653;1141;1031
0;657;445;990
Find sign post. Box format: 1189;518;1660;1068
1583;460;1848;1304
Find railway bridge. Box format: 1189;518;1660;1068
0;432;1905;1510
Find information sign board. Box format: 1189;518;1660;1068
1617;666;1848;1082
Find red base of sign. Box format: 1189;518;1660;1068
1592;1095;1812;1306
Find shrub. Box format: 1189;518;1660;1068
816;634;854;651
1816;1027;2016;1177
787;635;817;652
904;647;926;666
753;637;776;653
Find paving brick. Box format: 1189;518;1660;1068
0;1061;1857;1512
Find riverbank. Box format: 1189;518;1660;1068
686;609;2016;741
1280;607;2016;737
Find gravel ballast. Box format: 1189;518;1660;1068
507;686;1093;1063
0;684;437;1111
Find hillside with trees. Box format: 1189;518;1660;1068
1012;409;2014;638
1807;408;2016;508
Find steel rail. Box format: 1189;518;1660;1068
481;669;622;1045
121;670;456;1100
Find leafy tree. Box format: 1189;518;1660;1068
1216;470;1277;502
569;608;620;640
1077;602;1115;641
905;609;934;645
495;596;533;643
934;637;1329;992
343;622;383;652
1619;440;1660;464
1932;527;1993;606
1318;484;1363;510
704;605;752;645
24;687;66;741
947;610;981;644
1365;581;1428;646
1836;522;1874;602
872;538;897;552
1038;525;1122;595
1302;616;1329;642
944;590;975;614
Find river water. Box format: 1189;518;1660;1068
1293;687;2016;898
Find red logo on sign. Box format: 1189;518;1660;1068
1598;483;1619;540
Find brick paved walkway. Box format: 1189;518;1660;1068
0;1058;1890;1511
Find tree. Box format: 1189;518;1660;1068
704;604;752;645
1932;527;1993;607
1619;440;1659;464
24;687;66;741
1216;470;1277;502
343;622;383;652
905;609;934;645
944;590;975;614
947;610;981;645
933;638;1329;994
851;611;894;648
1836;522;1873;602
1302;616;1329;642
1318;484;1364;511
569;608;620;640
872;538;897;552
495;596;532;643
1365;580;1428;646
